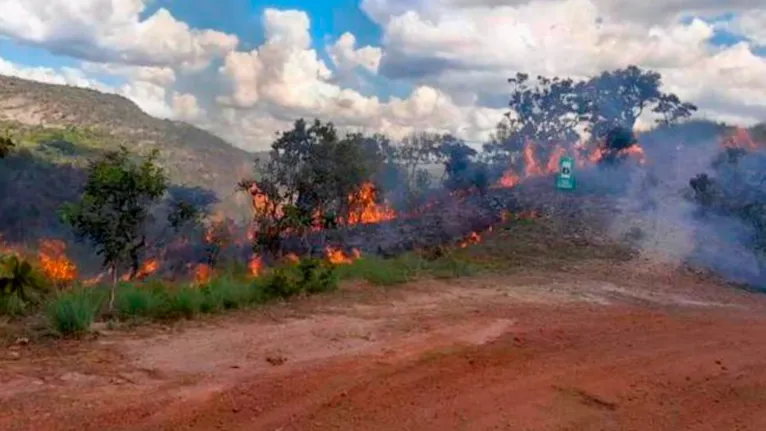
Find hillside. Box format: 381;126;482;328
0;75;263;242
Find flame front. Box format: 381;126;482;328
38;239;77;286
345;182;397;225
193;263;212;285
248;255;264;277
458;232;482;248
325;247;361;264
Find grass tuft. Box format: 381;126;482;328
47;290;100;336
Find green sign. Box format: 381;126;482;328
555;156;575;190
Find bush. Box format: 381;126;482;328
297;258;338;294
163;287;203;319
259;258;338;299
200;277;259;312
261;268;302;299
47;290;100;336
116;285;163;319
0;253;48;306
338;255;419;286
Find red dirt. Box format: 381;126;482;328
2;259;766;430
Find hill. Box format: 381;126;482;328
0;75;263;243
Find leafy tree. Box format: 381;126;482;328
438;136;489;194
240;119;387;257
485;73;585;169
582;65;697;148
61;146;167;310
486;66;697;171
393;132;447;202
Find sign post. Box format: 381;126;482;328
555;156;575;190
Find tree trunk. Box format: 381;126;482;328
109;264;118;312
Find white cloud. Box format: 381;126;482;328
172;92;205;121
328;32;383;73
1;1;765;153
366;0;766;126
81;62;177;86
0;0;238;70
720;9;766;46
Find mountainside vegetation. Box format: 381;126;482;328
0;75;263;244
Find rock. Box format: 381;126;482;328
14;337;29;346
7;351;21;360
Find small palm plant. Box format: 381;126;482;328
0;253;45;304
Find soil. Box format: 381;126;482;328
2;258;766;430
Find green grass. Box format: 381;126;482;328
2;217;612;338
47;289;101;336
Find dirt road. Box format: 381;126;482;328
2;260;766;430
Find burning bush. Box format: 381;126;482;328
239;119;395;258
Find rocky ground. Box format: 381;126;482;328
2;256;766;430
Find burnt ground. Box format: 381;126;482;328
2;236;766;431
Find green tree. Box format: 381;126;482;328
61;146;167;310
581;65;697;152
240;119;387;257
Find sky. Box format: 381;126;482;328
0;0;764;151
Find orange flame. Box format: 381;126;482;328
193;263;212;285
345;182;397;225
248;254;264;277
325;247;361;264
495;137;647;189
37;239;77;286
458;232;481;248
284;253;300;263
723;127;760;150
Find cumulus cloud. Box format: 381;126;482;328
1;1;765;152
328;32;383;73
365;0;766;125
0;0;238;70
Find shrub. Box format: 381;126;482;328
116;285;163;319
47;290;100;336
163;287;203;319
0;253;48;305
200;277;256;312
261;268;302;299
338;256;418;286
297;258;338;294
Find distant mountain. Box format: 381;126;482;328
0;75;264;243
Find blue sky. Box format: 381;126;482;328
143;0;381;52
0;1;764;150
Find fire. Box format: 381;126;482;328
523;143;543;176
495;138;647;189
37;239;77;286
546;145;567;173
248;182;283;219
458;232;481;248
284;253;300;263
248;254;264;277
345;182;397;225
325;247;361;264
497;170;520;188
723;127;760;150
193;263;212;285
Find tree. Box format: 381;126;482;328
582;65;697;147
394;132;446;201
240;119;387;257
486;66;698;172
61;146;167;310
485;73;585;173
438;136;489;194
